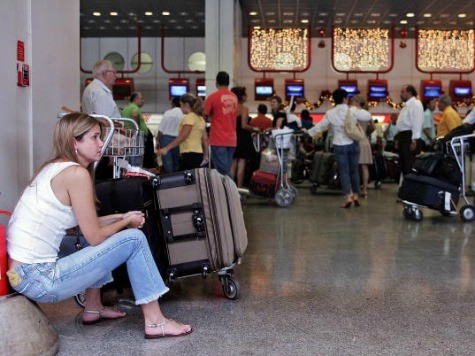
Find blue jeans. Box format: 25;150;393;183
160;135;180;173
334;142;361;196
7;229;169;305
211;146;235;176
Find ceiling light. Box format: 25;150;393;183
318;20;325;24
145;12;153;16
302;12;310;16
389;13;398;17
83;26;90;30
99;26;106;30
423;13;431;18
128;12;136;16
449;21;456;25
179;12;187;16
458;14;467;18
371;13;381;17
250;11;258;16
383;20;391;24
433;21;441;24
283;19;293;24
104;19;111;23
145;26;152;30
266;12;275;16
336;13;346;17
254;26;261;29
283;12;294;16
367;20;376;24
93;12;101;16
175;26;183;29
110;12;118;16
267;19;275;23
406;13;415;18
416;21;424;25
334;19;342;23
153;19;160;23
319;12;328;17
162;11;170;16
121;19;129;23
440;14;449;18
301;19;309;24
251;19;260;23
354;13;363;17
400;20;408;24
351;20;358;24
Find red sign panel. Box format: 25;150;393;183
17;41;25;62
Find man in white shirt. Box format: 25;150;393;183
81;60;121;118
157;96;184;173
396;85;424;177
81;60;121;180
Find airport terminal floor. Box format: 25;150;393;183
39;182;475;355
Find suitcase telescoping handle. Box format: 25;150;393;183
152;170;195;189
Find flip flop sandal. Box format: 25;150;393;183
144;319;194;339
82;306;126;325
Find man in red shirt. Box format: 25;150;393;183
204;71;238;176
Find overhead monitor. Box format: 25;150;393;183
420;80;442;101
449;80;472;102
196;78;206;99
169;78;189;99
254;78;274;101
285;79;305;102
112;78;135;100
338;79;358;98
367;80;388;101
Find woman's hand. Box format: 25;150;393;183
157;147;169;156
123;211;145;229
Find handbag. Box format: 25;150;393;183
344;108;366;141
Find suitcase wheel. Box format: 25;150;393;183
220;275;240;300
460;205;475;222
403;205;423;222
74;292;86;308
374;180;382;189
275;188;293;207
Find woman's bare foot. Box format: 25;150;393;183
144;319;193;339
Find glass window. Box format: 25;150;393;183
131;52;153;74
103;52;125;71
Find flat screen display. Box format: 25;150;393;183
170;85;188;97
197;85;206;97
369;85;387;98
454;86;471;97
286;84;304;98
256;85;274;95
340;85;358;97
423;85;441;98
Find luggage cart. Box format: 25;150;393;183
401;134;475;222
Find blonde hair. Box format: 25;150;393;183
180;93;204;117
32;113;101;183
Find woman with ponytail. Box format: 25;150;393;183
157;93;209;170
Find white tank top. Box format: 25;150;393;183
7;162;79;263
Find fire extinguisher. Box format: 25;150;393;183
0;210;12;296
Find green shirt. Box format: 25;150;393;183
122;103;148;132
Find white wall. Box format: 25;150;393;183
81;36;475;115
0;0;79;212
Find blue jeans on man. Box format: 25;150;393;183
334;141;361;196
210;146;235;176
160;134;180;173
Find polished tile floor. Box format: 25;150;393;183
40;182;475;355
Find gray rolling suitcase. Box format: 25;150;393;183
152;168;247;299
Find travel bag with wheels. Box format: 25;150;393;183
152;168;247;299
398;173;460;212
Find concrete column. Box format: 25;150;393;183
205;0;242;93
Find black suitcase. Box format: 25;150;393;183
369;151;388;183
95;177;166;290
398;173;460;212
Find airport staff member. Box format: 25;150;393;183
396;84;424;178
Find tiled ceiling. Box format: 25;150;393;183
80;0;475;38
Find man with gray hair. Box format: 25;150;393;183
81;60;121;118
436;94;461;138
